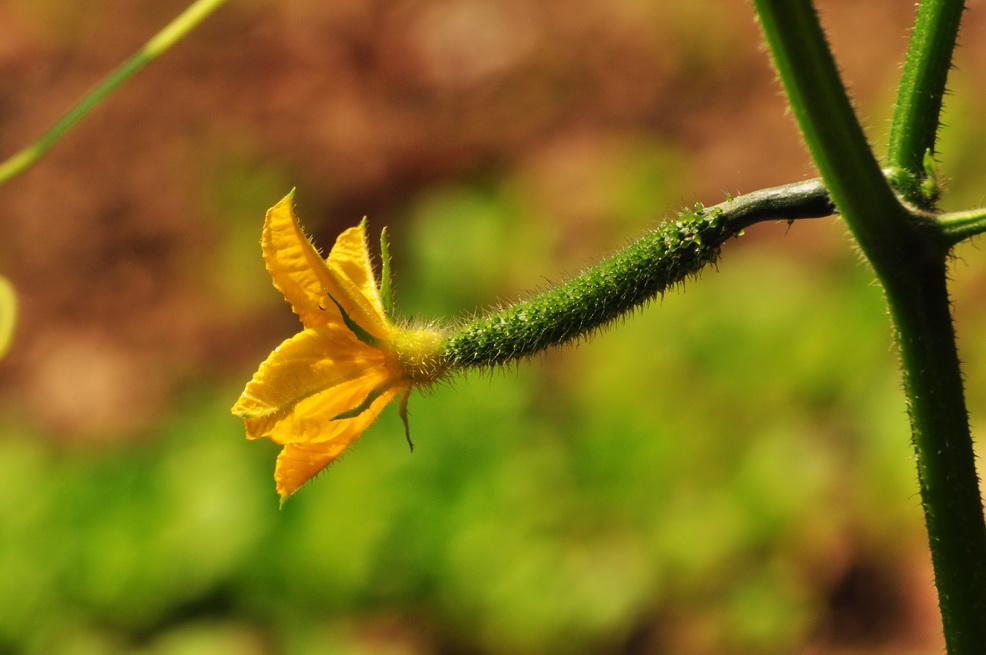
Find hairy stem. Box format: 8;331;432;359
887;0;966;175
753;1;986;652
886;257;986;654
751;0;908;265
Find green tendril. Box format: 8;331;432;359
0;0;228;186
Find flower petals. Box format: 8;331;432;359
263;194;390;339
231;326;382;419
262;192;340;329
269;382;402;501
274;441;351;503
238;194;433;503
242;373;398;445
326;223;390;334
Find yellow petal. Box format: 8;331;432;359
275;441;350;502
262;192;340;329
232;326;384;419
263;194;390;339
326;223;389;334
270;383;402;501
242;372;398;445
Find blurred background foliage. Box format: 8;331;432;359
1;0;986;653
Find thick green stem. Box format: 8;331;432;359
887;0;966;174
886;261;986;653
751;0;907;264
442;179;833;366
753;1;986;652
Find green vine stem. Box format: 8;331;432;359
0;0;228;186
442;179;833;366
887;0;966;176
752;0;907;264
937;206;986;244
752;0;986;652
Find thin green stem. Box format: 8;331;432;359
0;0;228;186
887;0;966;174
937;206;986;245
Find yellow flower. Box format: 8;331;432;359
232;191;447;504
